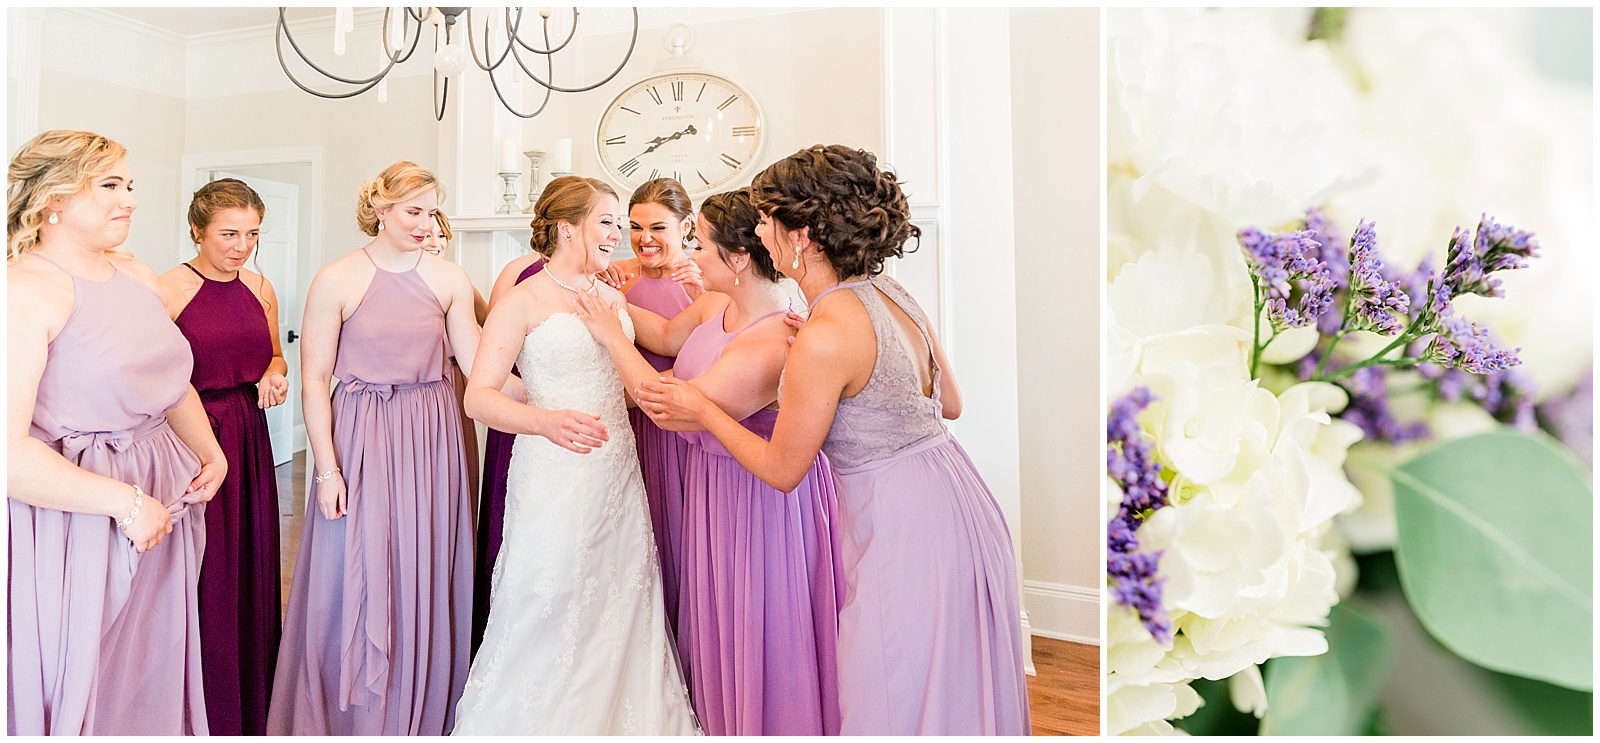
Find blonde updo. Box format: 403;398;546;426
7;129;128;260
528;175;616;258
356;160;445;237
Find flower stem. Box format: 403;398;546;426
1313;328;1349;379
1250;275;1264;379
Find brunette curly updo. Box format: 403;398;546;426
188;178;265;243
749;144;919;278
699;188;778;282
356;161;443;237
528;175;616;258
629;177;695;243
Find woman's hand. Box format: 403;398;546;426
258;371;289;408
670;258;705;298
187;456;226;503
572;291;627;345
597;264;635;290
538;408;609;454
783;310;806;345
119;486;173;553
637;375;715;429
316;470;347;521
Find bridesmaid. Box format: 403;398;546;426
637;145;1032;735
157;178;287;736
470;247;544;656
267;161;483;735
6;129;225;734
609;177;700;634
575;187;844;735
426;211;485;500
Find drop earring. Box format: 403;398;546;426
378;221;385;231
734;274;740;287
791;251;799;270
47;213;59;225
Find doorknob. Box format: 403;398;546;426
286;330;299;343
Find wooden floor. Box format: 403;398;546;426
274;455;1101;735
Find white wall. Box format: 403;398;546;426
1011;8;1102;644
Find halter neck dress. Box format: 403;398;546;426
673;304;845;735
267;251;473;735
472;257;545;656
625;274;694;636
173;263;281;736
800;275;1031;735
8;257;209;735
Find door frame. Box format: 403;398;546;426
180;145;324;459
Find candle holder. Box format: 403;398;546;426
549;170;574;182
522;150;545;214
497;171;521;215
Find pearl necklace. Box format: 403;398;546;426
548;270;598;295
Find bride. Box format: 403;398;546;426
456;176;698;735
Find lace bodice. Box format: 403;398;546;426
518;310;635;429
800;275;946;470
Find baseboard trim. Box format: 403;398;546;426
1023;579;1100;646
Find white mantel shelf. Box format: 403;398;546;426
452;214;534;233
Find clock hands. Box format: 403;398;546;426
629;125;698;163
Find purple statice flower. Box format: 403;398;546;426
1344;219;1411;336
1539;370;1593;469
1339;366;1430;444
1439;215;1539;300
1423;312;1521;374
1106;387;1172;645
1239;226;1334;329
1303;209;1350;335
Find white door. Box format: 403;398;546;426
213;170;299;466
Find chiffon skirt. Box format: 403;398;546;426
677;441;845;735
266;377;473;735
8;421;208;735
832;433;1032;735
196;383;282;736
630;406;689;638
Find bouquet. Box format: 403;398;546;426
1105;8;1592;735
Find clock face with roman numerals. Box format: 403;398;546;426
595;71;765;199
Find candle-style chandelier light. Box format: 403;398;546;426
274;7;639;121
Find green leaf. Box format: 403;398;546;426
1175;677;1260;736
1260;602;1394;735
1390;429;1593;691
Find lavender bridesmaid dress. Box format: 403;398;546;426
804;275;1031;735
267;253;474;735
8;260;209;735
172;264;281;736
673;307;845;735
473;258;544;656
625;275;693;636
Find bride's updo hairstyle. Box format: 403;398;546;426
356;160;444;237
528;175;616;258
7;129;127;260
749;144;919;278
699;187;779;282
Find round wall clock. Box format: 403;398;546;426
595;70;765;199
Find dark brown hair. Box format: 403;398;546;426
529;175;616;258
699;187;778;282
188;178;266;243
629;177;695;243
749;144;919;278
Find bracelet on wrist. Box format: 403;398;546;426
314;466;342;484
116;484;144;531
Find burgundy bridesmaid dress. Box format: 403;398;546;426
172;263;281;736
672;306;845;735
267;251;473;735
624;275;693;637
472;257;544;656
8;258;209;734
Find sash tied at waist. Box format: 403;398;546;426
54;416;206;523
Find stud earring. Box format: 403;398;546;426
47;213;59;225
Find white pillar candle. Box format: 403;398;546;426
552;138;573;172
335;6;352;55
499;139;522;173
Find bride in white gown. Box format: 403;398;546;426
457;176;698;735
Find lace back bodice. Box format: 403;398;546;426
816;276;946;470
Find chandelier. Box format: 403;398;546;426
275;7;639;121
